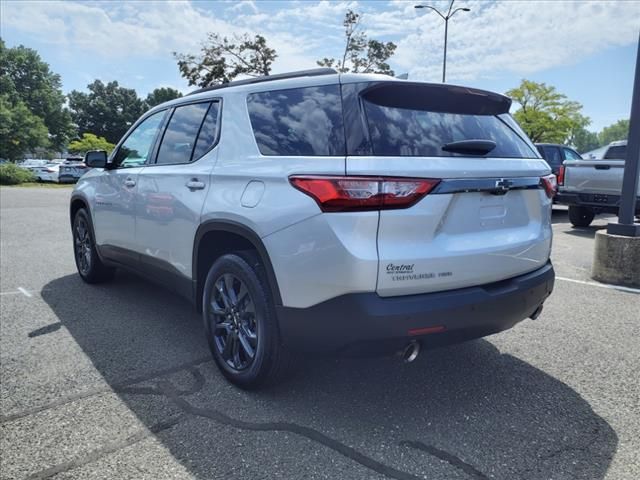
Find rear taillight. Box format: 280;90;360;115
540;174;557;198
289;176;440;212
557;165;565;186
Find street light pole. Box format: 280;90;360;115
415;1;470;83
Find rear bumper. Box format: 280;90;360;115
277;261;555;355
555;192;640;214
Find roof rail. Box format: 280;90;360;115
186;68;338;96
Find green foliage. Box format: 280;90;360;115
68;133;115;155
145;87;183;108
68;80;147;144
599;119;629;145
0;163;36;185
570;126;600;153
0;39;75;150
0;94;49;161
174;34;277;87
506;80;589;144
317;10;396;75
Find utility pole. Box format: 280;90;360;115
415;0;470;83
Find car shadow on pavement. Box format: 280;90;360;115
564;225;608;239
39;272;618;480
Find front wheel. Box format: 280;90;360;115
72;208;115;283
202;252;292;389
568;206;595;227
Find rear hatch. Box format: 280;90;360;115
343;81;553;297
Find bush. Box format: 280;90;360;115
0;163;36;185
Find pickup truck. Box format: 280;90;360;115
556;140;640;227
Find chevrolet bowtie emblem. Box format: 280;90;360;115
492;178;513;194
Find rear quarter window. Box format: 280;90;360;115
247;85;345;156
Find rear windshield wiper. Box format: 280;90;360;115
442;139;497;156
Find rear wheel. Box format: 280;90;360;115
73;208;115;283
568;206;595;227
202;252;292;389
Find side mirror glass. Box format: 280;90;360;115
84;150;108;168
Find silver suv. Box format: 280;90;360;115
70;69;556;388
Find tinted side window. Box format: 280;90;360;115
156;102;210;165
112;111;165;168
538;146;562;166
247;85;345;156
563;148;582;160
192;102;220;161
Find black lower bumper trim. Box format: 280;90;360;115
277;262;555;355
555;192;640;214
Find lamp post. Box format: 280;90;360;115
415;0;470;83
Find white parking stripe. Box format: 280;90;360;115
17;287;33;297
556;276;640;294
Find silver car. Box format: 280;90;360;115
70;69;556;388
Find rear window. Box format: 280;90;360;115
247;85;345;156
604;145;627;159
537;146;562;166
363;102;537;158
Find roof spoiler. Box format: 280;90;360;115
361;82;512;115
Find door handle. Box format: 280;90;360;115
124;178;136;188
186;179;206;190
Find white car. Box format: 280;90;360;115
34;163;61;182
70;68;556;388
19;159;50;172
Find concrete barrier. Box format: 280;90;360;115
592;230;640;288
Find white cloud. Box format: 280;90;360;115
363;0;640;82
3;0;638;84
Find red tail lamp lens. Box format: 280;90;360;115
290;176;440;212
540;174;557;199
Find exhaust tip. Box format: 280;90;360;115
401;341;421;363
529;304;544;320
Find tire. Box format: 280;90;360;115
72;208;115;283
568;206;595;227
202;251;292;389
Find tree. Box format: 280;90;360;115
570;126;600;153
0;39;75;150
145;87;183;109
599;119;629;145
506;80;589;144
317;10;397;75
68;80;147;144
68;133;115;155
0;94;49;161
174;34;277;87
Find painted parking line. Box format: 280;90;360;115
17;287;33;297
0;288;46;297
556;276;640;294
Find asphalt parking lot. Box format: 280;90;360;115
1;186;638;480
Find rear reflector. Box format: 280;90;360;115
540;174;557;198
408;325;446;336
289;176;440;212
557;165;565;186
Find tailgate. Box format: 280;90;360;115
562;160;625;195
342;80;553;297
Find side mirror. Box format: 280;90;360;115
84;150;108;168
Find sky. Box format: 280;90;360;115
2;0;639;132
